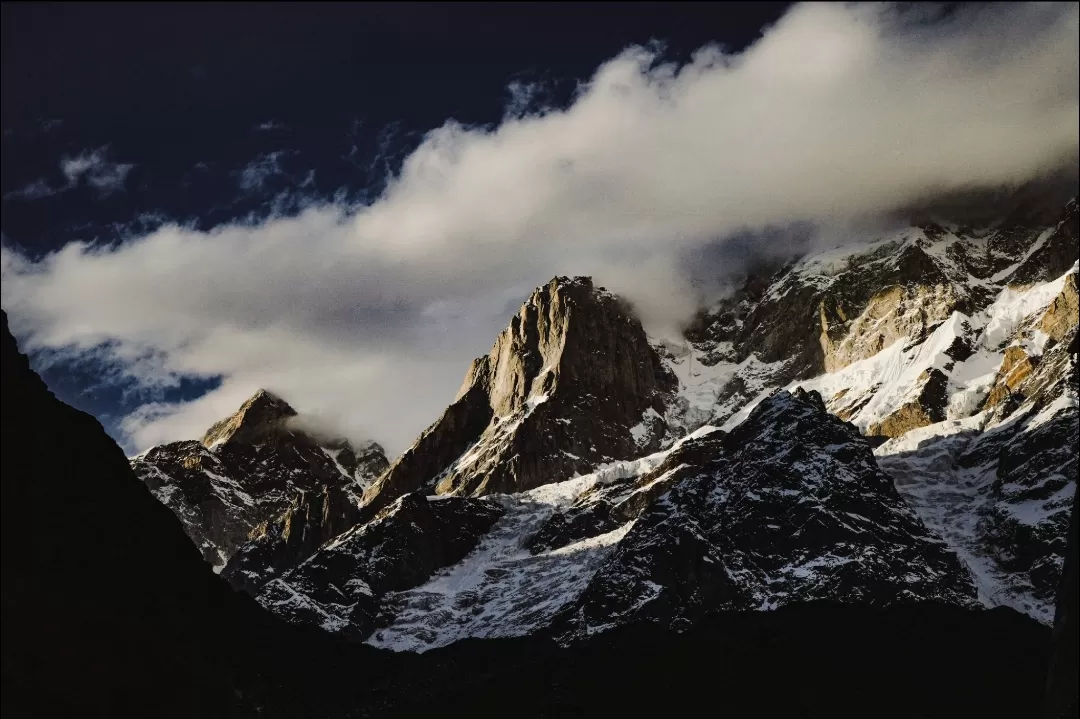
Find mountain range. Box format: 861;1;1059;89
131;198;1078;649
2;197;1077;717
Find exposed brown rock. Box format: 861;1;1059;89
984;346;1041;410
831;387;878;422
360;366;494;516
200;388;297;448
362;276;675;513
1039;272;1079;346
822;284;963;373
867;368;949;438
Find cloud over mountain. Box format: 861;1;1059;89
2;2;1077;455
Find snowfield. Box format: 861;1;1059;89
368;431;716;651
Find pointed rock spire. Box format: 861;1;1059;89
200;389;298;449
361;275;675;514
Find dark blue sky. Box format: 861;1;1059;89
2;3;791;250
1;2;789;440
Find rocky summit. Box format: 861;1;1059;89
131;390;388;571
360;276;676;514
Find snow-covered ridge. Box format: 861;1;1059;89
668;231;1078;623
369;430;717;652
805;264;1074;429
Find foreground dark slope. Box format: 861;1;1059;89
0;309;392;718
1046;490;1079;719
0;308;1065;718
401;603;1051;718
1;313;246;716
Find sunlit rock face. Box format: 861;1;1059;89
361;276;676;513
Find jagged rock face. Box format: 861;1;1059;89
948;326;1078;606
200;388;296;448
1041;272;1079;344
233;202;1076;646
254;492;503;639
875;320;1077;620
822;284;965;373
132;392;388;569
984;346;1040;409
552;389;978;639
867;368;949;438
674;201;1078;431
363;276;675;513
221;484;362;594
697;238;957;384
660;201;1078;625
2;308;1060;719
1011;197;1079;286
981;405;1078;598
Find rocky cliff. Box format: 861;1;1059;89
132;391;388;569
5;192;1077;715
255;492;503;638
0;313;1057;719
361;276;675;514
553;389;977;640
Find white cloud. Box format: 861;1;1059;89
2;2;1078;457
235;151;290;192
253;119;289;133
61;147;134;195
5;146;134;201
4;178;59;201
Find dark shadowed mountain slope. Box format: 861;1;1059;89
1;311;254;717
1046;490;1080;719
390;602;1051;719
0;309;396;718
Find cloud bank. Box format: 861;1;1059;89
2;2;1077;456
